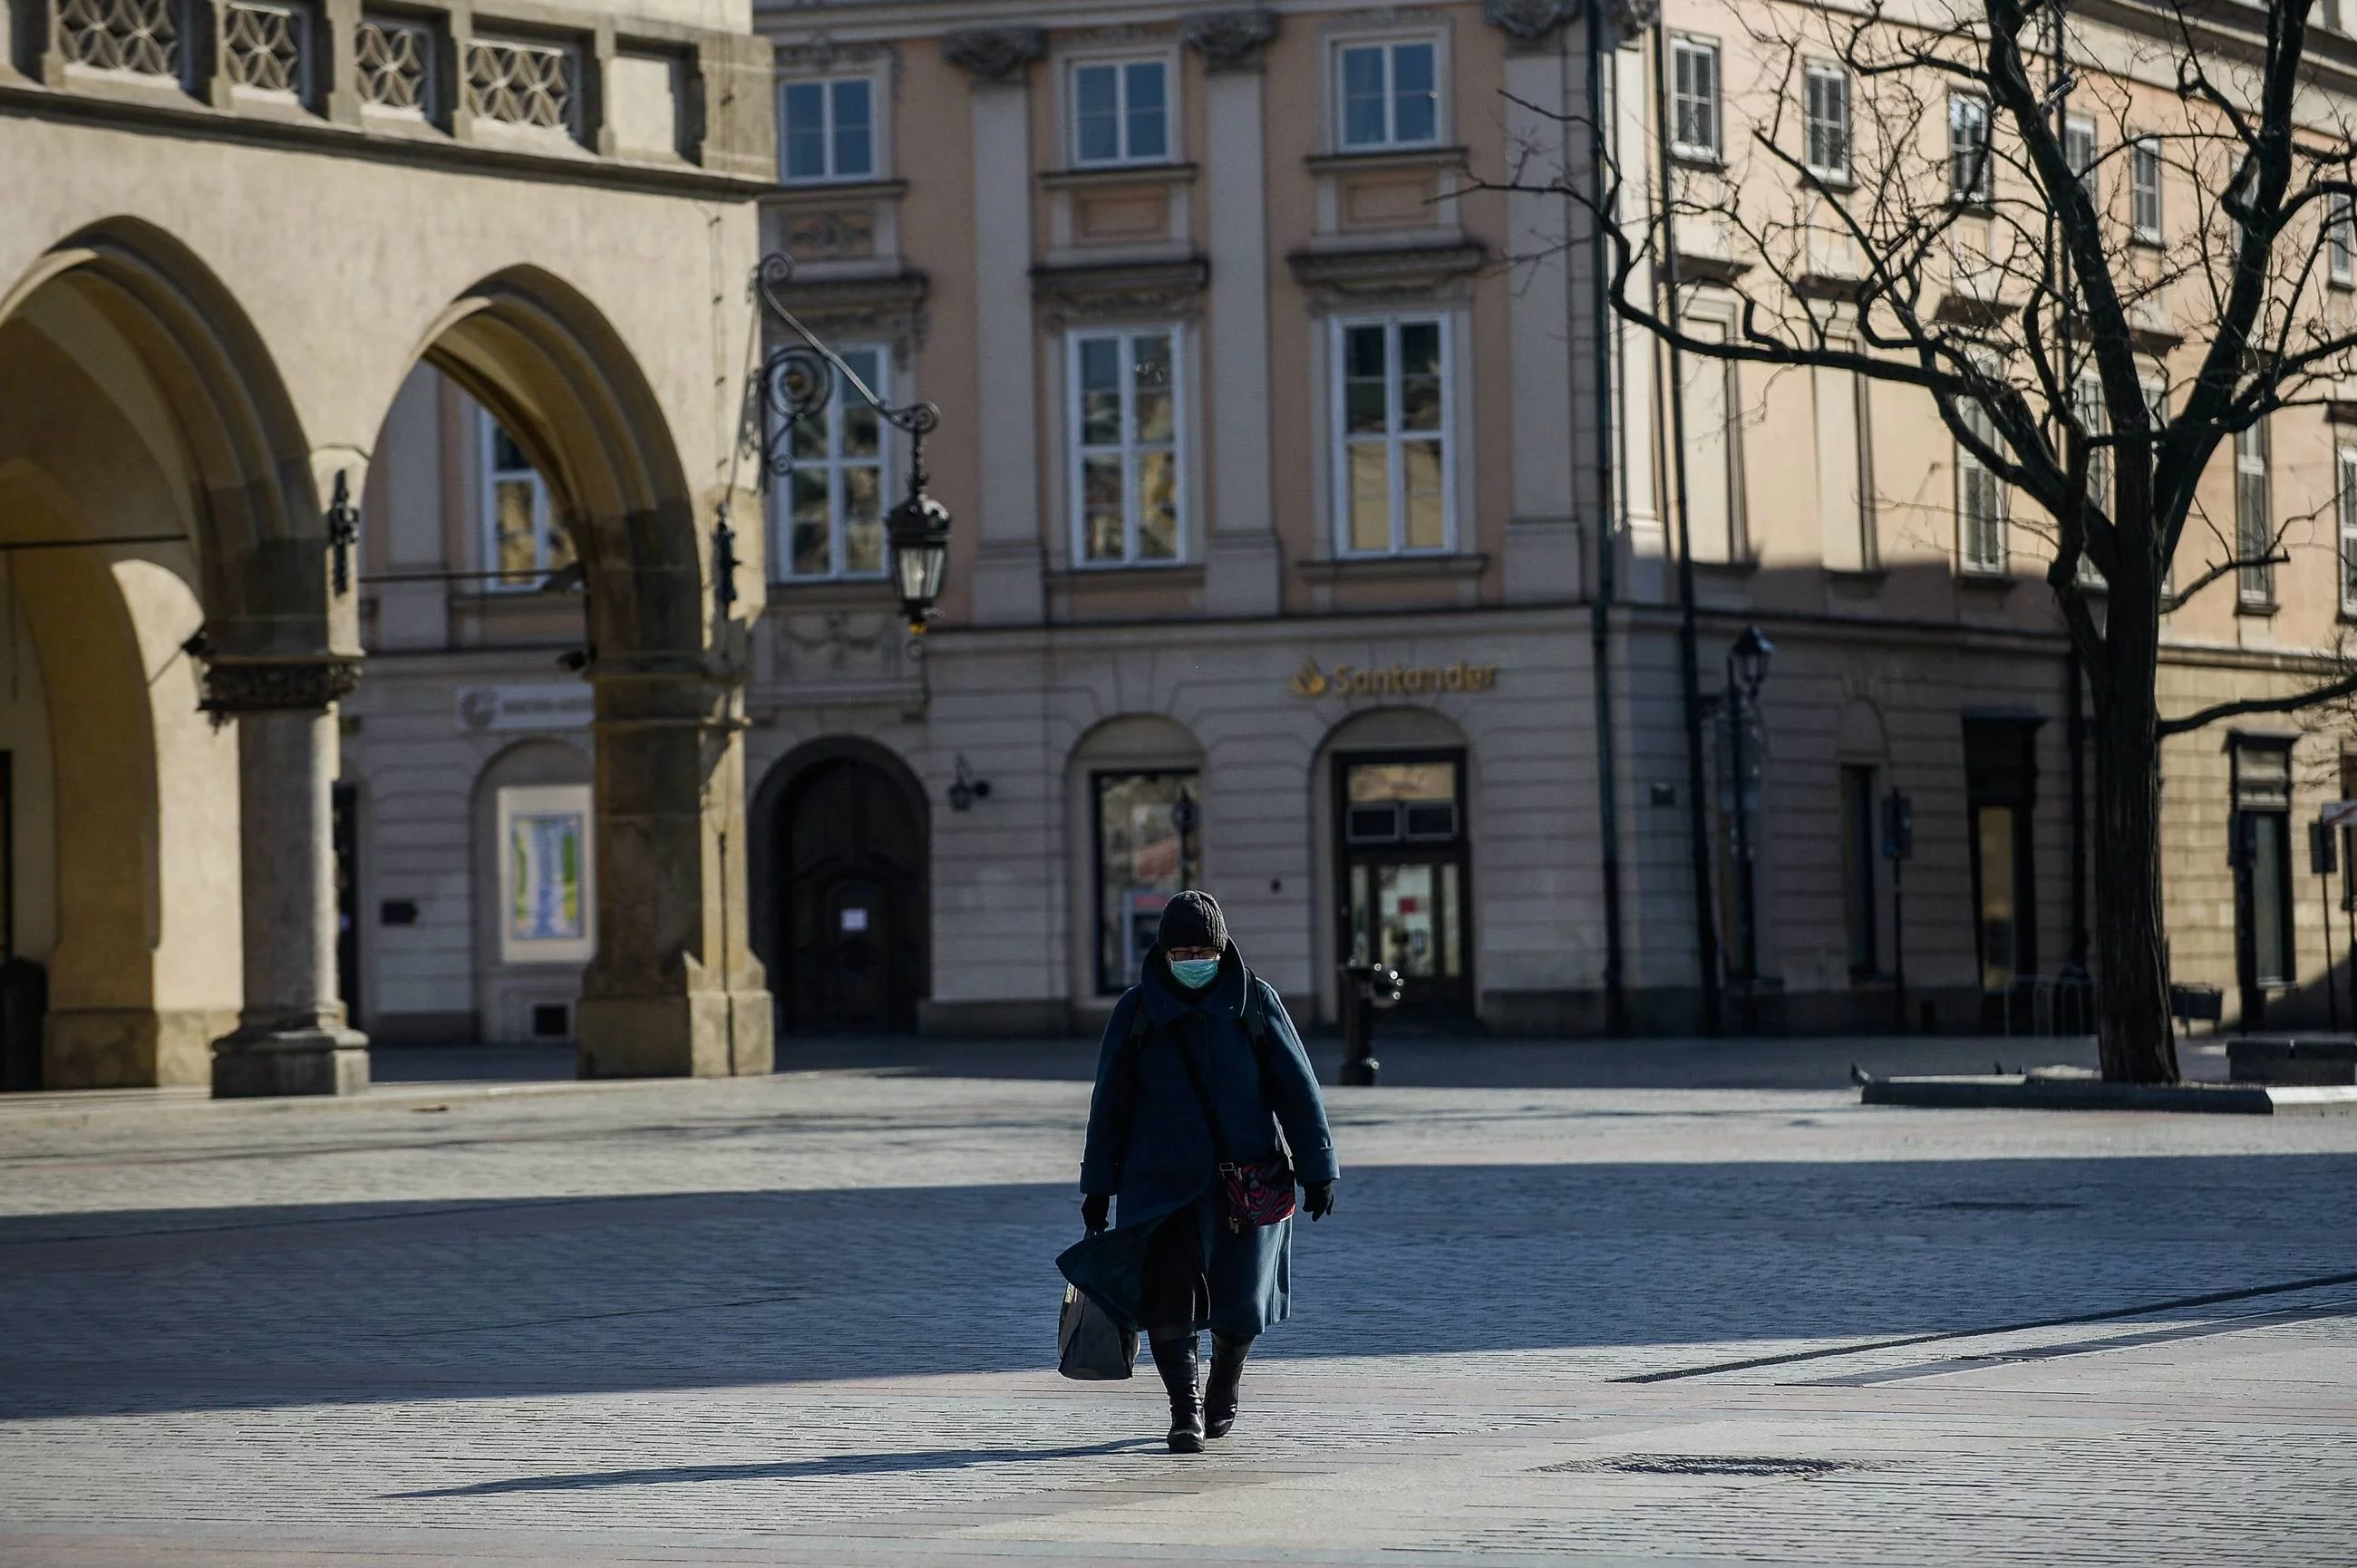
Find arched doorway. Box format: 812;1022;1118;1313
761;742;927;1033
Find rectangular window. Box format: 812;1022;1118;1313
1840;764;1878;977
1956;388;2007;575
1803;63;1849;181
2237;419;2274;607
2146;375;2174;596
1336;38;1439;150
479;411;573;590
1335;316;1450;557
2339;446;2357;615
2333;192;2355;286
1670;38;1720;160
1094;771;1199;994
772;346;889;581
1071;327;1183;566
2130;138;2163;241
781;77;875;183
1072;58;1169;166
2072;376;2108;587
2064;115;2097;200
1949;94;1992;203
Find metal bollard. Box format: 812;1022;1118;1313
1337;962;1402;1086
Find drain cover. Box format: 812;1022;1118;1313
1540;1455;1858;1478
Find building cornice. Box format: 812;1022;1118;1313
0;84;775;202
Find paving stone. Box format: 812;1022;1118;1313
0;1070;2352;1564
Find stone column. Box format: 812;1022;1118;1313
1187;10;1283;616
946;26;1048;625
573;664;772;1079
206;659;370;1098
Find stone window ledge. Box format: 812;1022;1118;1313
1294;553;1488;585
1039;162;1198;192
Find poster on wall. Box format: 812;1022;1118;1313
497;784;596;965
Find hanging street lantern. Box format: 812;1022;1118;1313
732;253;952;634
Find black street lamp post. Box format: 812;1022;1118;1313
1725;625;1774;1034
734;253;951;634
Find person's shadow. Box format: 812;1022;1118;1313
384;1438;1156;1498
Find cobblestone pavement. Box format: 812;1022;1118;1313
1;1065;2352;1565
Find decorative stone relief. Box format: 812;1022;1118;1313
1482;0;1577;50
1181;8;1278;72
784;209;877;259
772;610;909;686
941;26;1046;82
1033;260;1210;329
199;658;364;716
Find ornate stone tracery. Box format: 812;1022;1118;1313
59;0;180;78
465;37;579;132
198;657;364;717
355;15;433;112
223;0;308;96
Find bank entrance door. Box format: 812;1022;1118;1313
1335;751;1471;1019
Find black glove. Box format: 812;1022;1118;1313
1081;1193;1111;1234
1303;1180;1335;1221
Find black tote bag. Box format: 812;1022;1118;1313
1056;1282;1138;1380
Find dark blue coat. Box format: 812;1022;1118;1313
1060;947;1338;1339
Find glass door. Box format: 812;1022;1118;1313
1335;752;1470;1018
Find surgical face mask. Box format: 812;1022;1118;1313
1169;956;1221;990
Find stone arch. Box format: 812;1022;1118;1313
397;267;767;1078
752;737;930;1035
1069;714;1208;1002
0;224;321;1089
1837;697;1890;762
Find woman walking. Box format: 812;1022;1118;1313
1060;891;1338;1453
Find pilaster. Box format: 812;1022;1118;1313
948;29;1047;624
1188;9;1282;616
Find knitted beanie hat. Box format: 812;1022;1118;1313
1157;889;1227;953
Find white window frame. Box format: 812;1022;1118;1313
2338;444;2357;616
477;410;564;593
1332;34;1444;153
1955;370;2008;576
2130;137;2163;241
1066;324;1189;570
1949;93;1993;204
778;73;879;185
2237;418;2275;607
1802;62;1850;183
768;344;894;583
1330;314;1457;558
2063;114;2097;201
2332;191;2355;287
1670;36;1721;162
1068;54;1174;168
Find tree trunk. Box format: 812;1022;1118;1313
2090;614;2182;1084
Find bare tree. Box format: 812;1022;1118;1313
1493;0;2357;1080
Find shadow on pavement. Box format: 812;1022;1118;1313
385;1439;1155;1497
3;1147;2346;1419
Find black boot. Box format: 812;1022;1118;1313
1203;1333;1252;1439
1149;1332;1204;1453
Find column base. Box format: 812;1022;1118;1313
211;1027;371;1099
576;987;774;1079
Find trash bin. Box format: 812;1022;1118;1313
0;957;46;1092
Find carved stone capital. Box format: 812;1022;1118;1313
1483;0;1578;51
942;26;1046;82
199;657;363;715
1607;0;1661;37
1182;8;1278;72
